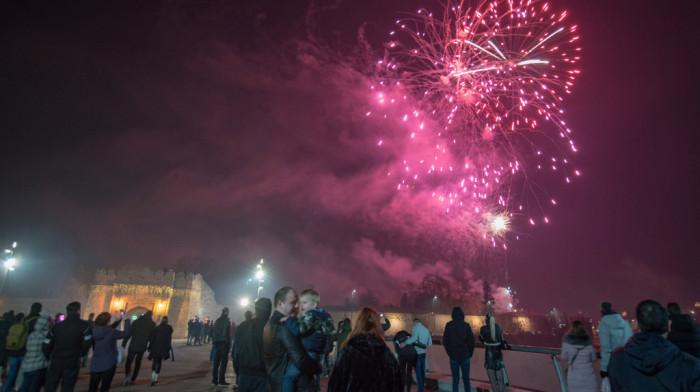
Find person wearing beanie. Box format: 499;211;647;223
596;301;632;379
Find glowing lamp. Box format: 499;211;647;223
240;297;250;307
157;303;165;309
113;300;123;308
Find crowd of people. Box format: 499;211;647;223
0;293;698;392
0;302;173;392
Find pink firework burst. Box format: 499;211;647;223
371;0;582;241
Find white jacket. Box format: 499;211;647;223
597;313;633;371
405;322;432;355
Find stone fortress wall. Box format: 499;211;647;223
85;268;220;338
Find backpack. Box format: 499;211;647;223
6;318;32;350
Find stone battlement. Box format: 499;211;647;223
94;268;203;289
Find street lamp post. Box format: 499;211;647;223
255;259;264;298
0;242;18;296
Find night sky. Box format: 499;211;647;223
1;0;699;317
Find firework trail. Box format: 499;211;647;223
370;0;581;245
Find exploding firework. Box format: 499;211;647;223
371;0;581;243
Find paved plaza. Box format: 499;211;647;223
70;339;332;392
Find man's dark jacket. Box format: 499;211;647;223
668;314;700;358
608;332;700;391
123;314;156;352
442;307;475;361
233;316;268;377
42;313;92;363
213;313;231;344
263;310;321;392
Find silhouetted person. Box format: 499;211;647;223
443;307;475;392
0;311;15;377
27;303;42;333
122;310;155;385
148;317;173;386
81;313;95;368
212;307;231;386
667;302;700;358
609;300;700;391
233;298;272;392
43;302;92;392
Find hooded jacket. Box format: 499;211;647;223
561;334;597;392
91;322;129;372
668;314;700;358
597;313;633;371
442;307;475;362
20;316;50;373
328;334;403;392
608;332;700;391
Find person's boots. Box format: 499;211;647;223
151;371;158;386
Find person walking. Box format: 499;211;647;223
17;315;50;392
121;311;156;386
403;318;432;392
89;312;129;392
479;313;508;392
393;330;417;392
561;320;597;392
211;307;231;387
442;307;475;392
81;313;95;368
42;302;92;392
147;317;173;387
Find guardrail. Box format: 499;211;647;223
423;341;603;392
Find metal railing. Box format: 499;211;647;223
505;344;567;392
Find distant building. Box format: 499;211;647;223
85;268;219;337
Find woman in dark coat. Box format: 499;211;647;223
328;307;403;392
148;317;173;386
478;313;507;392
